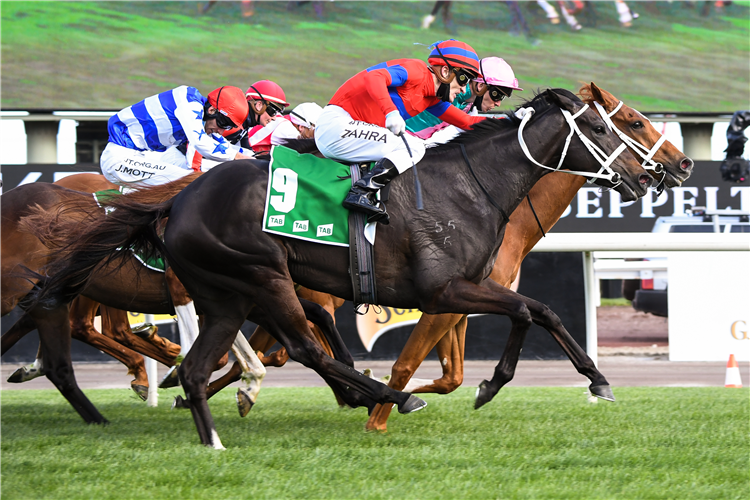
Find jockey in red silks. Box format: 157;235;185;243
314;39;486;224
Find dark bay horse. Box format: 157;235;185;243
364;82;693;430
193;83;693;428
24;89;652;448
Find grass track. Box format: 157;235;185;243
1;1;748;111
2;387;748;499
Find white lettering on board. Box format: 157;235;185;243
317;224;333;237
268;215;285;227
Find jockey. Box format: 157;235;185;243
101;85;252;189
243;80;290;149
186;80;290;169
408;56;523;143
314;39;486;224
245;102;324;154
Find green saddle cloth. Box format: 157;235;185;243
93;187;166;272
262;145;355;247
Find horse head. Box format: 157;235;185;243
524;88;653;202
581;82;694;190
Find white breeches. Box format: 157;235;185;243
101;142;193;190
314;105;426;174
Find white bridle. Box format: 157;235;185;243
516;104;628;187
593;100;668;176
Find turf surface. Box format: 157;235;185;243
1;1;748;112
2;386;748;499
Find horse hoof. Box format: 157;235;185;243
131;384;148;401
474;380;495;410
589;384;615;402
397;394;426;414
235;389;254;417
171;395;190;410
131;323;157;339
159;366;180;389
7;366;43;383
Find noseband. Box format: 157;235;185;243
516;104;627;187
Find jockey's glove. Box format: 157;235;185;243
385;110;406;136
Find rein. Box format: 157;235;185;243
459;143;509;222
516;105;627;188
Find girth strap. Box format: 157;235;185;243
347;164;378;309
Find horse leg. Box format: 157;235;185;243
480;279;613;402
230;331;266;417
161;268;200;388
252;289;424;416
412;314;467;394
179;308;249;449
365;313;464;432
100;306;181;366
69;297;150;400
247;325;285;365
6;342;45;383
29;302;108;424
1;312;37;355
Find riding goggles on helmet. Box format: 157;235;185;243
248;85;284;118
265;103;283;118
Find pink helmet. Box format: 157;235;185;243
474;57;523;91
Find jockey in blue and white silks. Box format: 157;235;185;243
101;85;253;189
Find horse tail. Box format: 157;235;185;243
19;173;201;308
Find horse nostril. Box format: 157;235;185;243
639;174;652;186
680;158;693;170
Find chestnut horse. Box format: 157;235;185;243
363;82;693;430
3;174;351;424
2;174;181;399
24;89;652;448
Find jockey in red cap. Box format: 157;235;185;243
314;39;485;224
102;85;252;190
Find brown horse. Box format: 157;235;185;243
2;174;184;399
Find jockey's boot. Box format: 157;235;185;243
342;158;399;225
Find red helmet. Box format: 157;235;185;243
427;39;480;75
245;80;290;108
207;86;250;128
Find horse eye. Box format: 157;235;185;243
632;121;644;129
594;125;606;134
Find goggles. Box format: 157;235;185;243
487;85;512;103
452;68;475;87
265;103;283;118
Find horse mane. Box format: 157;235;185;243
432;88;581;151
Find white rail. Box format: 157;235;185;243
528;233;750;365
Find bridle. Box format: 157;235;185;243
516;104;628;187
593;101;667;175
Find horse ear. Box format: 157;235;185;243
590;82;617;111
547;89;583;114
